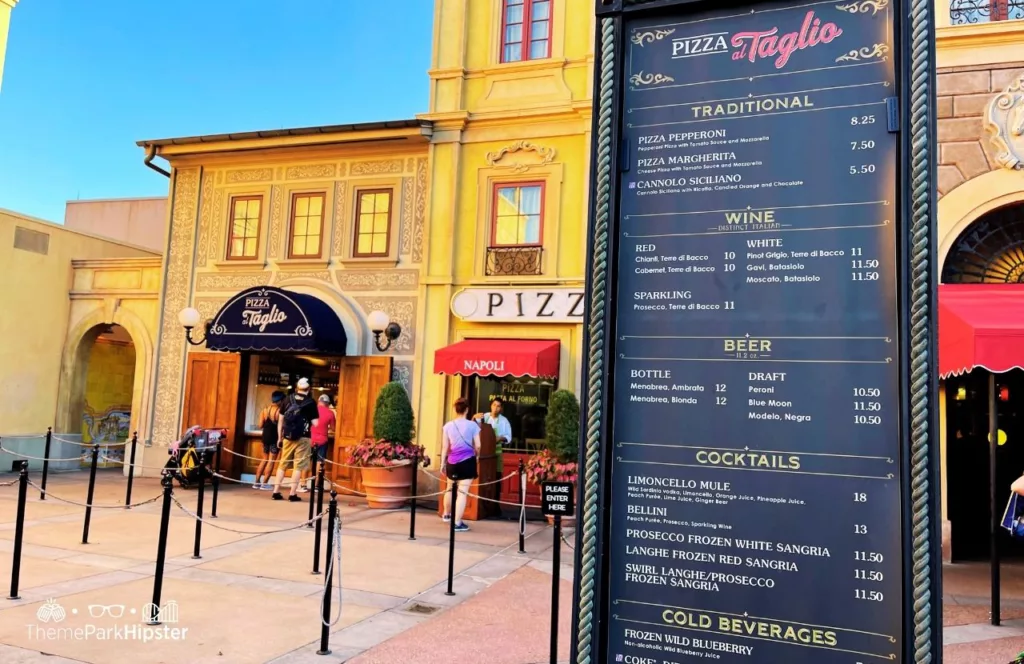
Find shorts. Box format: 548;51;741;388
279;437;311;473
312;444;328;463
262;441;280;455
446;456;478;481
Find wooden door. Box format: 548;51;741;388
181;352;241;469
332;356;393;495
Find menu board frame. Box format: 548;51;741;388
570;0;942;663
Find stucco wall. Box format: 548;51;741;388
0;209;157;436
64;197;168;253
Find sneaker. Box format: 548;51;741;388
297;487;310;494
441;514;451;522
260;484;275;491
454;522;470;532
288;494;302;503
272;493;284;501
251;483;261;489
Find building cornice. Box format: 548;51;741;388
937;21;1024;68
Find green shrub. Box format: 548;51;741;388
372;382;415;445
545;389;580;462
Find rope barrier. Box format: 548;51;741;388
0;433;47;439
51;437;127;448
0;449;85;463
170;495;328;534
0;477;19;487
27;480;164;509
320;517;344;628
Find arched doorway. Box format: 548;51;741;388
942;201;1024;561
68;323;136;468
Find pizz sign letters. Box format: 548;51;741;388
450;287;585;323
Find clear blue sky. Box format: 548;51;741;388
0;0;434;223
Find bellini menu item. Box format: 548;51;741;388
608;1;901;662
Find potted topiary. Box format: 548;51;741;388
349;382;425;509
525;389;580;526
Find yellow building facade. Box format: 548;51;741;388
933;5;1024;560
134;124;432;485
0;208;161;469
416;0;594;496
0;0;17;93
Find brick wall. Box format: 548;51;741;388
937;62;1024;197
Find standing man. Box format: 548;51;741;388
308;393;336;481
272;378;319;502
475;397;512;463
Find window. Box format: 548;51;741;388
288;193;325;258
492;183;543;246
353;189;393;258
950;0;1023;24
227;196;262;259
500;0;551;63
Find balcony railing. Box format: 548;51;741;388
951;0;1024;24
485;246;543;276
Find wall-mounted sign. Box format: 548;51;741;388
450;288;585;323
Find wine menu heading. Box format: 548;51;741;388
607;1;902;662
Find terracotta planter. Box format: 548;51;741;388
360;462;414;509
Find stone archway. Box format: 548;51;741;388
938;169;1024;271
942;201;1024;283
55;307;154;448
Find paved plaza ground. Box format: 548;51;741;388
0;470;1023;663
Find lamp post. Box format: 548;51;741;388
367;310;401;352
178;307;211;346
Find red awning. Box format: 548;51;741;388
434;339;560;378
939;284;1024;378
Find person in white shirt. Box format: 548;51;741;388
474;397;512;448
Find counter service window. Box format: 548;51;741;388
247;355;340;435
492;183;543;246
353;189;392;258
500;0;551;63
288;193;325;258
471;376;555;453
227;196;262;260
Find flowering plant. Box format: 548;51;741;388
525;448;577;484
349;438;427;468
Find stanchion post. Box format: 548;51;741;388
518;459;527;554
317;490;338;656
308;459;317;527
210;442;222;518
8;464;28;599
192;451;207;560
312;461;325;575
40;427;52;501
125;432;138;509
445;478;458;596
549;514;561;664
81;444;100;544
149;473;174;625
408;457;419;541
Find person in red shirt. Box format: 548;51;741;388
308;394;336;477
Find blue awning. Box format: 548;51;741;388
205;286;347;354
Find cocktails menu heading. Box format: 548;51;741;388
609;0;901;661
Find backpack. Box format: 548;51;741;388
281;396;308;440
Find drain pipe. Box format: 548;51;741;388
143;144;171;178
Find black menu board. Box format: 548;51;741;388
608;1;901;662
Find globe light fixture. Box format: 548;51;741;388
368;310;401;352
178;307;211;346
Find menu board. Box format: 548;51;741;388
608;1;901;662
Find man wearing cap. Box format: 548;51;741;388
272;378;319;502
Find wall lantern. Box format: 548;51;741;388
368;310;401;352
178;307;211;346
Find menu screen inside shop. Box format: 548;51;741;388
607;1;902;662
